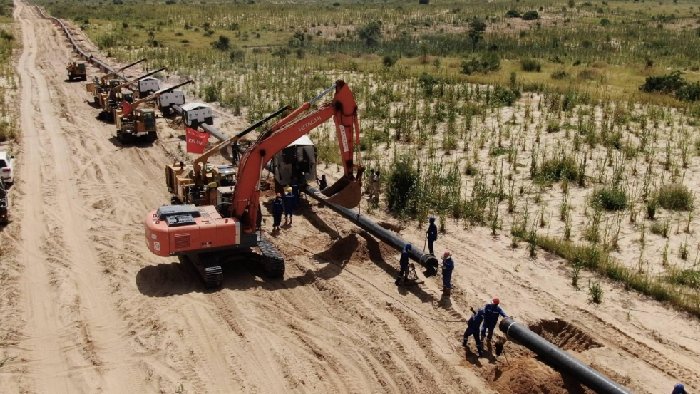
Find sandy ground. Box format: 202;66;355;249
0;1;699;393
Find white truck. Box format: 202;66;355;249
137;77;160;98
157;90;186;116
181;103;214;128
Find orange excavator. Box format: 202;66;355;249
144;80;363;287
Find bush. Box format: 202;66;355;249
383;55;397;68
640;71;686;94
505;9;521;18
666;269;700;289
418;72;437;96
551;70;568;80
535;156;578;183
461;52;500;75
591;187;627;211
387;156;418;213
656;184;694;211
522;10;540;20
521;58;541;72
202;84;220;103
211;35;230;51
589;281;603;304
229;48;245;62
491;86;520;107
676;82;700;102
358;20;382;46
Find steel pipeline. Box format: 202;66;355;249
499;317;630;394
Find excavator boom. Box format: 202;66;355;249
232;80;361;231
103;58;147;81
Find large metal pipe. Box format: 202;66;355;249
499;317;630;394
305;186;438;275
200;123;227;142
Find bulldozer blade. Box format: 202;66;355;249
324;179;362;209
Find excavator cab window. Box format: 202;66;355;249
282;147;295;164
142;111;155;128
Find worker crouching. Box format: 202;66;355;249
395;243;411;286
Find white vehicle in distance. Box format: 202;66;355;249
0;151;13;185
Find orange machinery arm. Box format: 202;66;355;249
233;80;360;231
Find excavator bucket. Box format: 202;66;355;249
322;168;364;209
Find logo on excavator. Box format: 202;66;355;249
298;115;322;134
339;125;349;153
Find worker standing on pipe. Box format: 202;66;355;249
463;307;485;357
426;216;438;255
272;193;284;231
441;251;454;295
672;383;687;394
395;243;411;286
481;298;508;342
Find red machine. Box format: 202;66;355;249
145;80;362;287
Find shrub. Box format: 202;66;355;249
589;281;603;304
211;35;230;51
640;71;686;93
418;72;437;96
202;84;220;102
650;221;669;238
656;184;694;211
534;156;578;183
666;269;700;289
521;58;541;72
387;156;418;213
358;20;382;46
490;86;520;107
229;47;245;62
383;55;397;68
591;187;627;211
505;9;521;18
676;82;700;102
461;52;500;75
522;10;540;20
551;70;568;80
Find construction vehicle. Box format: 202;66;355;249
90;67;166;121
66;61;86;81
86;58;146;105
270;135;316;190
136;76;160;98
157;90;186;117
114;80;193;143
165;106;289;205
181;103;214;128
145;80;362;287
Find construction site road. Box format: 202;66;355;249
0;1;698;393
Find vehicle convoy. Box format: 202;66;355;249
66;61;86;81
145;81;363;287
86;58;146;104
114;80;193;143
88;67;166;121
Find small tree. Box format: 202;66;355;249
468;18;487;50
358;21;382;47
211;35;230;51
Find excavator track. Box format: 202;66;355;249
184;254;224;289
258;236;285;278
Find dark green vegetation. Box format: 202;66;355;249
0;0;15;142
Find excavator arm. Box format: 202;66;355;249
232;80;361;232
121;80;194;117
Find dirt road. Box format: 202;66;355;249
0;1;698;393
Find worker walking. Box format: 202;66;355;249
441;251;454;295
395;243;411;286
463;307;485;357
426;216;438;255
271;193;283;231
283;187;296;224
481;298;508;342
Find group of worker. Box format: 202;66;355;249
395;216;452;290
271;186;299;231
462;298;508;357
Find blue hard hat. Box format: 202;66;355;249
429;216;435;222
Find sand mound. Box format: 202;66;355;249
529;319;602;352
490;356;592;394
